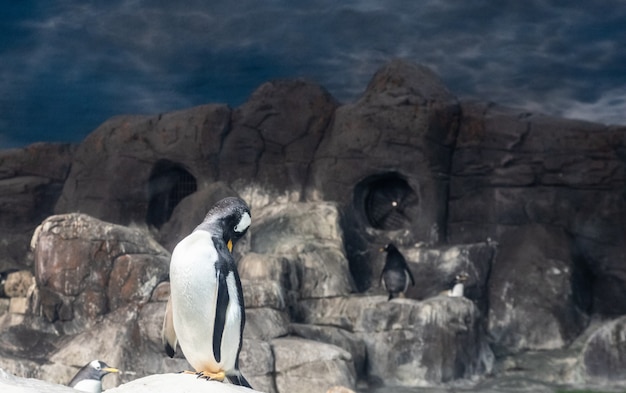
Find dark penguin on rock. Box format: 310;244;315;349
162;196;252;388
380;243;415;300
68;360;119;393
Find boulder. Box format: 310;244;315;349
290;323;366;377
299;295;492;386
0;299;8;315
0;368;77;393
249;202;355;299
244;308;290;341
488;224;589;354
37;304;194;389
3;270;34;298
271;337;356;393
107;374;260;393
242;280;286;310
580;316;626;384
0;314;61;376
239;339;275;393
137;302;168;349
0;370;262;393
30;213;170;326
239;253;299;316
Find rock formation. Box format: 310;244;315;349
0;143;74;272
1;58;626;392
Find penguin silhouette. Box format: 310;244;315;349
380;243;415;300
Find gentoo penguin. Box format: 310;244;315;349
447;272;469;297
162;197;252;388
380;243;415;300
68;360;119;393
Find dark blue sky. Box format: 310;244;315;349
2;1;625;148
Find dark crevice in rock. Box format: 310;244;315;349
146;161;197;230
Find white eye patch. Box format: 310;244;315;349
234;212;251;233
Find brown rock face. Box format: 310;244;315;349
488;224;589;354
0;59;625;369
310;59;460;229
221;79;339;194
54;104;231;226
450;100;626;315
307;60;461;290
0;143;75;271
581;316;626;384
31;213;169;323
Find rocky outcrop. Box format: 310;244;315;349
394;242;494;314
580;316;626;384
0;370;262;393
272;338;356;393
450;100;626;317
0;203;364;393
310;60;461;292
248;202;355;299
488;224;588;355
30;213;169;328
0;143;74;272
1;58;626;392
299;295;493;387
220;79;338;194
53;104;231;226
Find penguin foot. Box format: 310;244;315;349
179;370;197;374
196;371;226;382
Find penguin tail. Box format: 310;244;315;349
387;293;394;301
164;341;176;358
227;372;252;389
162;296;177;358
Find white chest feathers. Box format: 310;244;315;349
448;282;465;297
72;379;102;393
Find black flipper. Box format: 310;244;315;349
162;296;177;358
406;266;416;286
227;372;252;388
213;268;229;363
165;341;176;358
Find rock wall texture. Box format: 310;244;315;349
1;59;626;392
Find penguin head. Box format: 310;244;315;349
455;272;470;283
380;243;398;253
68;360;119;393
202;197;251;252
380;243;409;271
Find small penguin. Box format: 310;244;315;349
162;197;252;388
380;243;415;300
447;272;469;297
68;360;119;393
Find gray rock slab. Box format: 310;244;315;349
271;337;356;393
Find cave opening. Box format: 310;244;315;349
146;161;197;229
356;173;419;231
